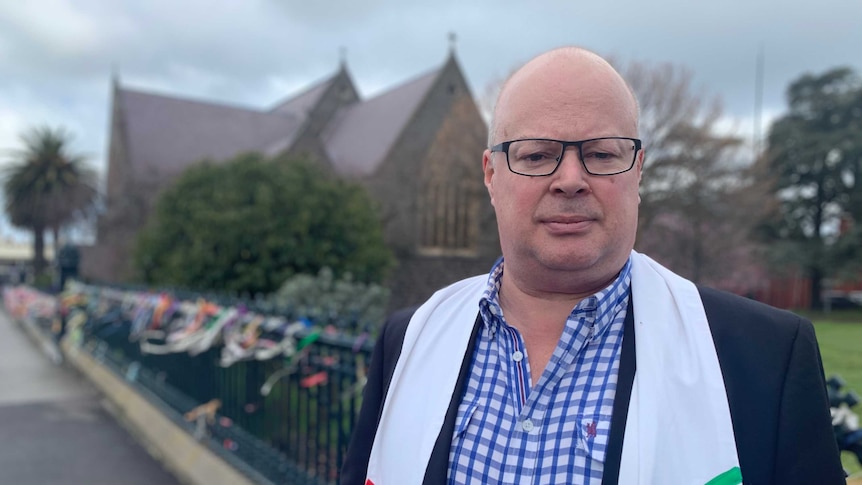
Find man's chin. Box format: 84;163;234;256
533;251;604;274
533;246;629;278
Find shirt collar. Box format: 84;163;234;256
479;256;632;337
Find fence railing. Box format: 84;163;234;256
7;283;374;485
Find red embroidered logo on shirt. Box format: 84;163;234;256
585;421;597;438
365;479;375;485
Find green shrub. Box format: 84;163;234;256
270;267;389;335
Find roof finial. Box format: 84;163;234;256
448;31;457;55
339;46;347;69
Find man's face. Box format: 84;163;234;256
484;57;644;290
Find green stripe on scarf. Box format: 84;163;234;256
705;466;742;485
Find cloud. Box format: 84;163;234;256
0;1;106;56
0;0;859;176
0;110;26;161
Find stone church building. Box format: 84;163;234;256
82;51;500;309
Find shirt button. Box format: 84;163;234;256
522;419;534;432
512;350;524;362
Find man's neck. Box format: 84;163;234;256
496;264;621;387
498;265;617;329
498;276;581;335
497;272;581;387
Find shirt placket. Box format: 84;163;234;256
497;325;541;484
526;309;597;483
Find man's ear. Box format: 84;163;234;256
636;149;645;183
483;149;496;206
636;149;645;204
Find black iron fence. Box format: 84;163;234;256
11;284;374;485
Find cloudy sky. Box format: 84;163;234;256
0;0;860;238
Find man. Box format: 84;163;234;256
341;47;845;484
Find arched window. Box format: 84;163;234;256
418;179;479;256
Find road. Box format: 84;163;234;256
0;310;181;485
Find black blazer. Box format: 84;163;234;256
341;287;845;484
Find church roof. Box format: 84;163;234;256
113;58;451;180
118;88;302;177
269;73;336;116
323;65;442;176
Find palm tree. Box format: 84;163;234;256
2;126;98;280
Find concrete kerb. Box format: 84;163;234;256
12;311;63;364
60;337;263;485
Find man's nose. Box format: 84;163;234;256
549;146;590;195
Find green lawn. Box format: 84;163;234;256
809;314;862;475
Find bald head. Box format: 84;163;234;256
488;47;639;147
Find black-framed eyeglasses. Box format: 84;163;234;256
490;137;642;176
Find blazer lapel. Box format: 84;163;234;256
423;313;483;485
603;296;636;485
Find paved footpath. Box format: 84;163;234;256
0;310;181;485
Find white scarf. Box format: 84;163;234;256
366;251;741;485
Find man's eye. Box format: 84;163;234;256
522;152;554;162
584;151;615;161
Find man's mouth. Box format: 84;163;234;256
540;215;596;233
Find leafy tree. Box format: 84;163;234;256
2;126;98;278
134;153;393;295
762;67;862;309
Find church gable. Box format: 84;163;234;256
322;66;441;177
413;58;488;255
282;67;361;165
363;54;490;255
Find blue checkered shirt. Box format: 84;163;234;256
448;258;632;484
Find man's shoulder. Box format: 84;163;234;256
696;285;809;343
379;305;418;352
383;305;418;330
698;285;803;320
